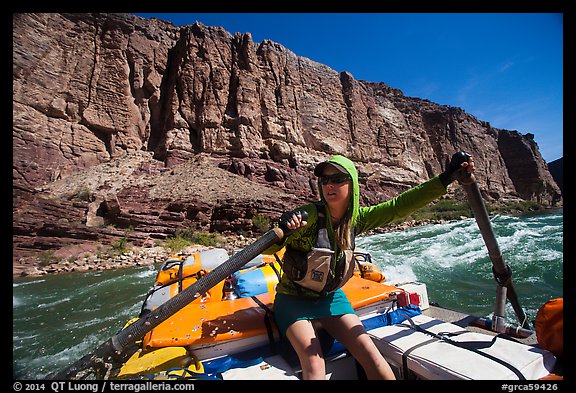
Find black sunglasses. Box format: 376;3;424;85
319;173;350;185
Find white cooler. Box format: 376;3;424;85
369;314;556;380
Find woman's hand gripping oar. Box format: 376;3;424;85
45;212;307;380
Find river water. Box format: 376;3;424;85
13;210;563;380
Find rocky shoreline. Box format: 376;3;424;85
14;219;442;278
15;246;169;278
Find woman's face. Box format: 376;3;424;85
320;167;351;207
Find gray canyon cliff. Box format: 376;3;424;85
12;13;562;273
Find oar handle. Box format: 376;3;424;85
47;211;308;380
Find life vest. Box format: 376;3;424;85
281;202;356;295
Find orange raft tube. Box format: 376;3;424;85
142;250;399;350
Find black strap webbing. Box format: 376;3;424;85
251;296;277;354
402;338;437;379
177;260;184;292
269;256;282;280
399;313;526;380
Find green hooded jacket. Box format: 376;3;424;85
265;154;448;297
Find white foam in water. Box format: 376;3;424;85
13;279;46;288
116;301;145;321
381;264;418;285
66;315;115;331
36;296;72;309
133;268;158;279
358;219;491;273
30;333;107;379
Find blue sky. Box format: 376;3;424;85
134;13;563;163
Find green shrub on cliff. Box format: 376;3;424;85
165;228;226;252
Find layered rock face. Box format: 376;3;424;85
12;13;562;273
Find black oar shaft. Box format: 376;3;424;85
463;180;528;328
47;227;285;380
463;182;505;272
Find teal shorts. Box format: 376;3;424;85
273;289;356;336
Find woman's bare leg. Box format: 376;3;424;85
320;313;396;380
285;319;327;380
